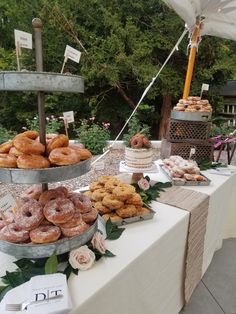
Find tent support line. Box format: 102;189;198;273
91;27;188;166
183;17;201;99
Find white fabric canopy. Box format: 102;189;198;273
163;0;236;41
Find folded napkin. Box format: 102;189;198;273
0;273;72;314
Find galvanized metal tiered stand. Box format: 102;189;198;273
0;18;97;258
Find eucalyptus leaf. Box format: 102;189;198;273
104;249;116;257
45;254;58;274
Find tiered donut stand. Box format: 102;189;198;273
0;18;97;258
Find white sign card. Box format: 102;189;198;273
93;161;105;171
200;83;210;98
0;194;16;213
63;111;74;123
64;45;81;63
14;29;32;49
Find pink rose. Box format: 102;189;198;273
91;232;106;254
69;245;95;271
138;178;150;191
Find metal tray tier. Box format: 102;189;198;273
0;219;98;258
0;71;84;93
0;159;91;184
170;110;212;122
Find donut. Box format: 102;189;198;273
30;225;61;244
54;186;69;198
13;136;45;155
43;198;75;224
102;194;124;209
130;135;143;148
49;147;80;166
0;153;17;168
68;192;93;213
98;175;117;184
61;221;89;237
15;197;36;211
83;190;93;199
0;141;13;153
112;184;136;201
69;145;92;160
46;134;69;154
68;143;84;150
8;146;24;157
0;210;14;230
104;179;122;192
20;184;42;200
36;133;58;144
14;130;39;140
89;181;104;191
94;201;112;214
116;204;137;218
57;211;82;228
17;154;50;169
0;223;29;243
14;199;44;231
126;193;143;206
39;189;66;206
82;207;98;224
91;189;109;201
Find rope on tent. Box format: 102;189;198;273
91;26;189;166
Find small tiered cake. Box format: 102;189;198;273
125;133;153;169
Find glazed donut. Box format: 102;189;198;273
69;143;84;150
0;153;17;168
14;199;44;231
54;186;69;198
0;141;13;153
91;189;109;202
82;207;98;224
14;130;39;140
68;192;93;213
17;154;50;169
13;136;45;155
0;223;29;243
94;201;112;214
9;146;24;157
112;184;136;201
102;194;124;209
49;147;80;166
61;221;89;237
36;133;58;144
0;210;14;230
43;198;75;224
72;148;92;160
57;211;82;228
39;189;66;206
116;204;137;218
20;184;42;200
30;225;61;244
46;134;69;154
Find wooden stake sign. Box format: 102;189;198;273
14;29;32;71
61;45;81;74
63;111;74;138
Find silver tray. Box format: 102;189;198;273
102;205;156;226
171;110;212;121
0;159;91;184
0;71;84;93
160;165;211;186
0;219;98;259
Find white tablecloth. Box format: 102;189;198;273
0;165;236;314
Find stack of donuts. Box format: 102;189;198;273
173;96;212;113
0;185;97;244
0;130;92;169
163;156;207;182
129;133;151;149
84;175;150;223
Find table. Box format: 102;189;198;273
0;165;236;314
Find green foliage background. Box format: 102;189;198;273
0;0;236;137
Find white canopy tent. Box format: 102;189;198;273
163;0;236;98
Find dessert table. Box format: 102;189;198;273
0;164;235;314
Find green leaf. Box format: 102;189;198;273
105;219;125;240
63;264;73;279
2;271;25;287
0;285;11;302
104;249;116;257
44;254;58;274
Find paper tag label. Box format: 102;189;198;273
201;83;209;91
190;148;196;155
64;45;81;63
0;194;16;213
93;161;105;170
14;29;32;49
63;111;74;123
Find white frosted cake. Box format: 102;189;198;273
125;147;153;169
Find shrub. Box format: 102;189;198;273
24;115;64;134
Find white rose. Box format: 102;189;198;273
69;245;95;271
91;231;106;254
138;178;150;191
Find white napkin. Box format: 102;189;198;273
0;274;71;314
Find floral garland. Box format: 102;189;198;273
0;219;125;301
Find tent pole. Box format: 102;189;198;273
183;19;201;99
